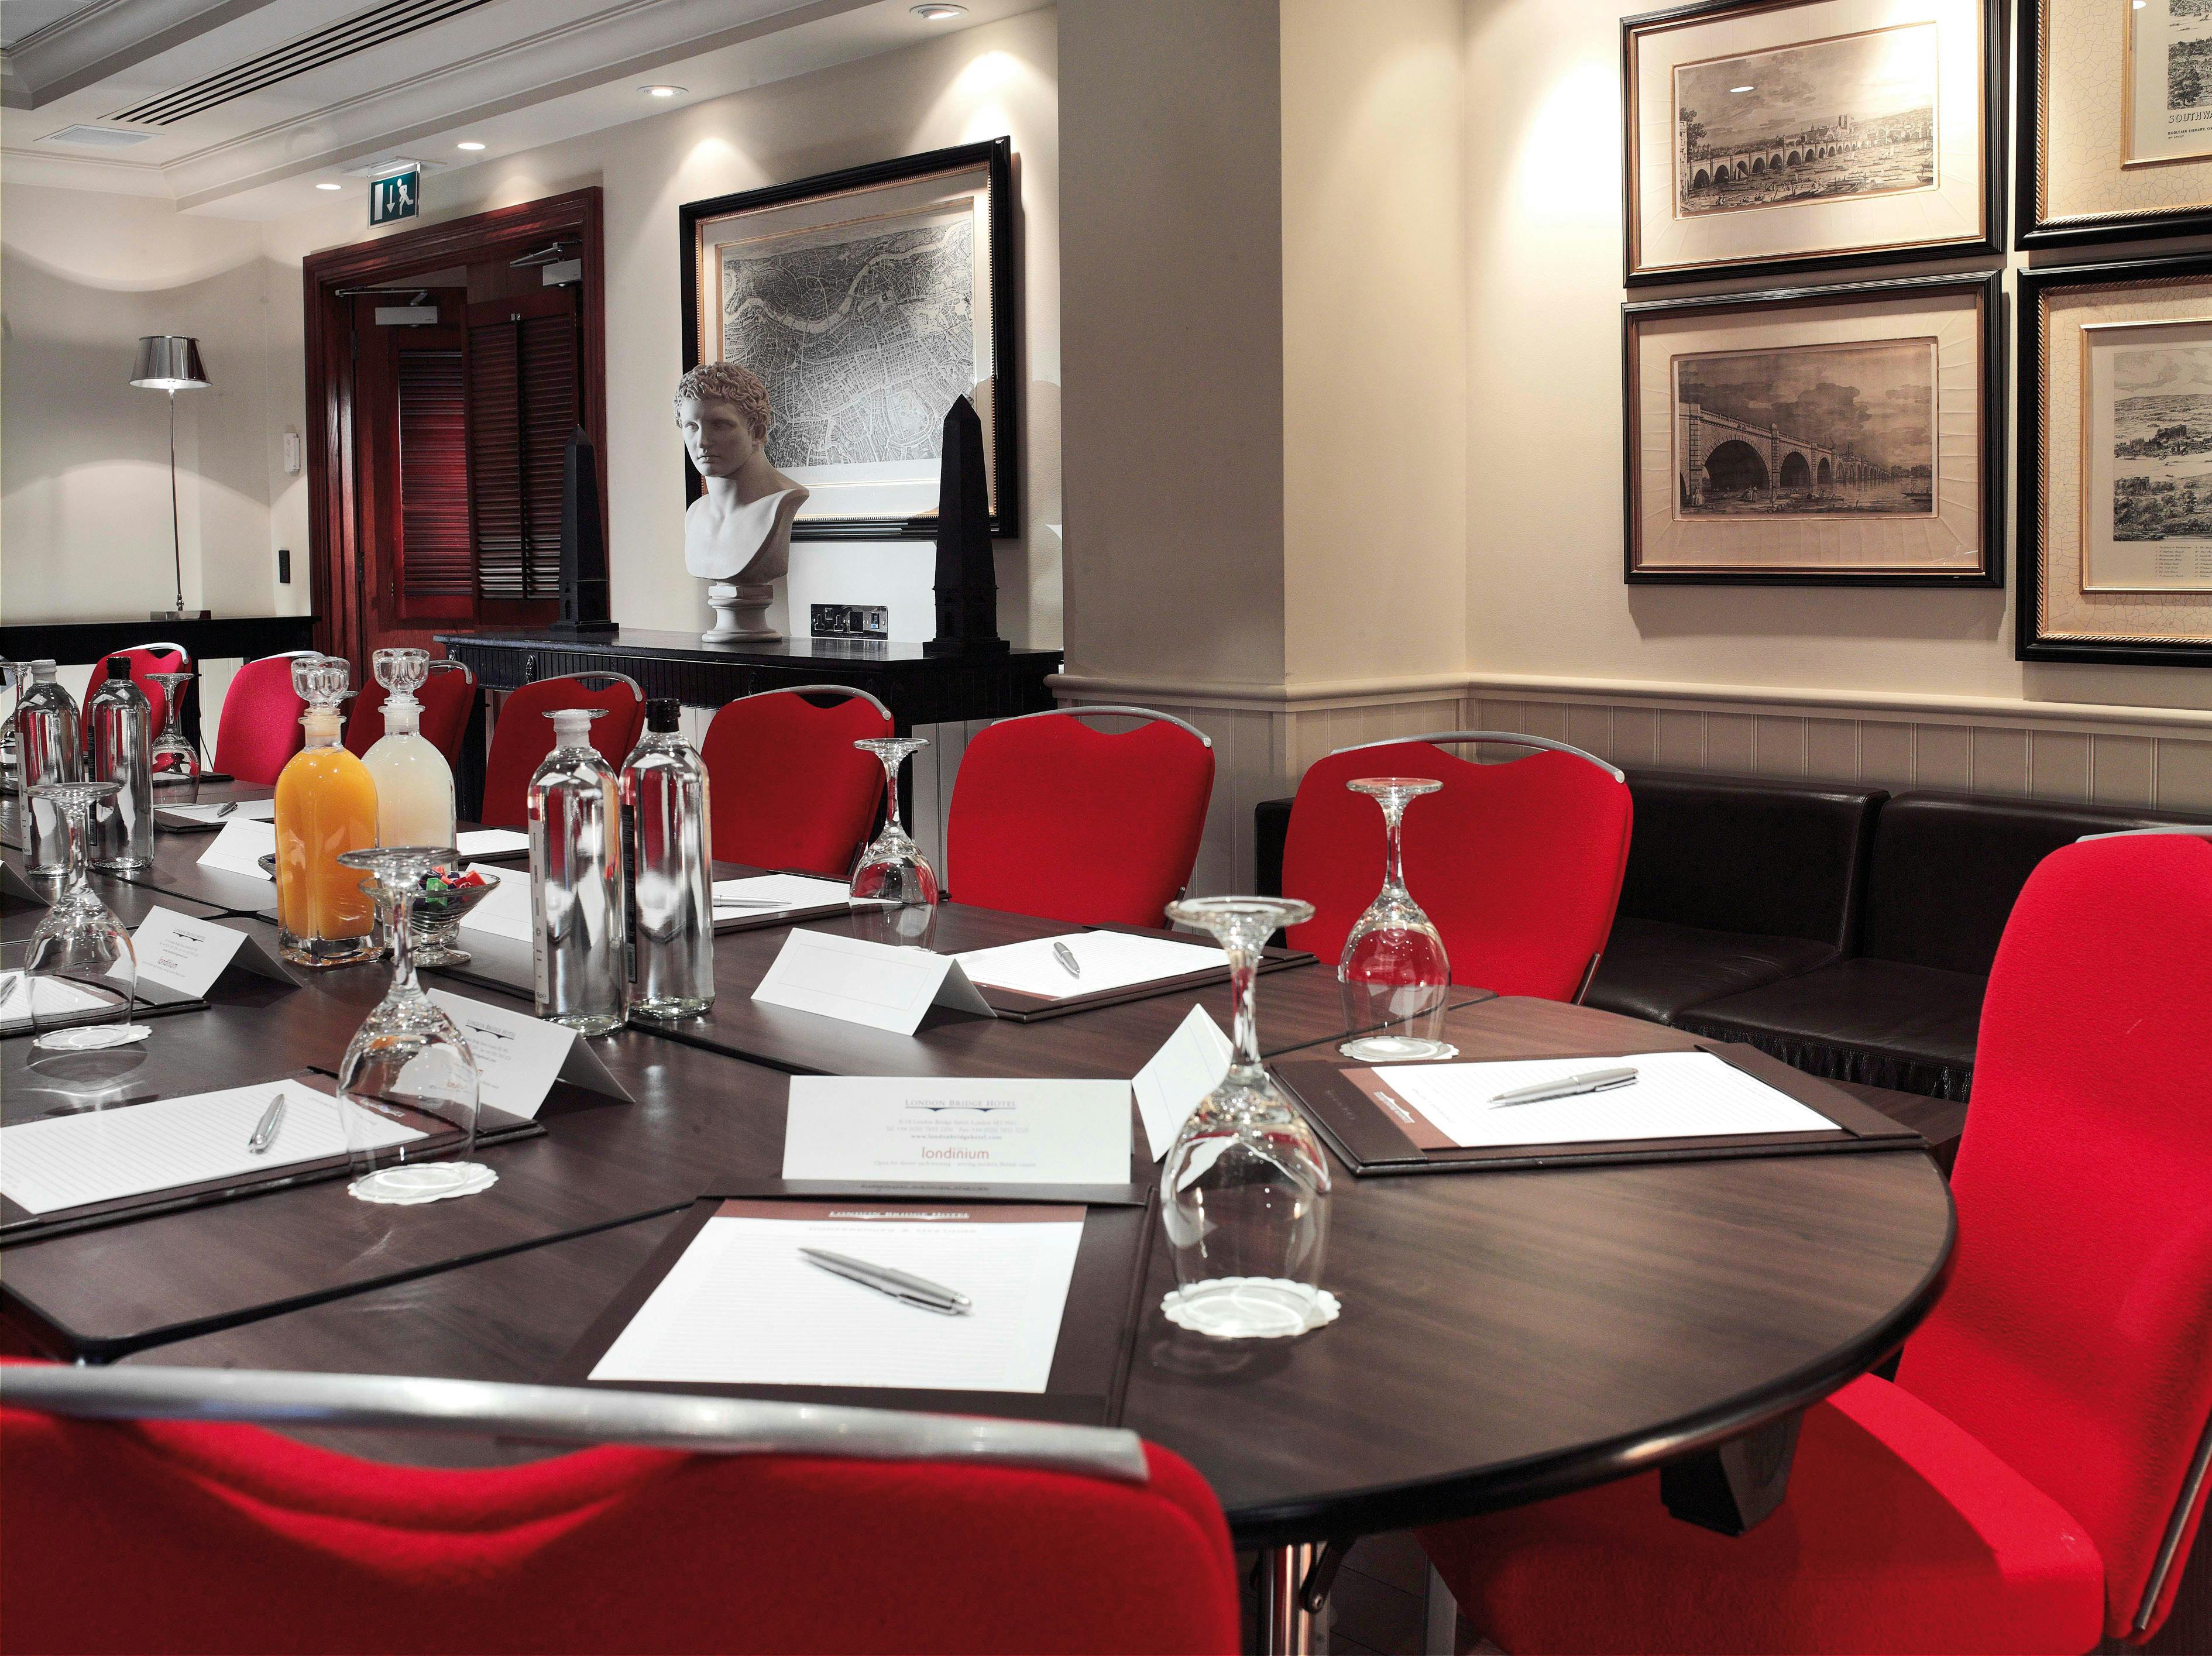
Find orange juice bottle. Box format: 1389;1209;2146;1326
274;656;380;967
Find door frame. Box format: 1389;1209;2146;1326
301;187;607;672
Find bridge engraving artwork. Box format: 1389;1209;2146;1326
1672;338;1937;518
1674;23;1938;218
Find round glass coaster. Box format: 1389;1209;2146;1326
348;1162;497;1205
33;1023;152;1053
1160;1279;1342;1341
1337;1035;1458;1063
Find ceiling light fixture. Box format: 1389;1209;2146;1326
1730;84;1754;92
456;140;485;150
641;84;685;98
912;4;967;17
316;181;343;190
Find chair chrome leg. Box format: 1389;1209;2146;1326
1256;1542;1328;1655
1424;1562;1459;1656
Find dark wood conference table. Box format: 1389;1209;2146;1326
0;785;1956;1655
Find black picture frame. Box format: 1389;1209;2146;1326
1621;269;2006;587
1620;0;2008;287
2015;1;2212;253
678;137;1019;542
2016;253;2212;666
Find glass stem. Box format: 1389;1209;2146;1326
388;894;420;998
59;800;91;903
881;754;905;832
1381;797;1409;896
1225;942;1265;1087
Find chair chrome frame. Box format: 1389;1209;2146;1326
0;1364;1151;1485
1330;729;1624;784
731;683;894;723
991;703;1213;749
2076;824;2212;843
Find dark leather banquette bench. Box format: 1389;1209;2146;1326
1256;769;2207;1102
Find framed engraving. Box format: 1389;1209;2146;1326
1623;271;2001;585
2024;1;2212;249
679;139;1016;541
2019;255;2212;663
1623;0;2004;285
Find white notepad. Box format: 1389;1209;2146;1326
0;1081;424;1215
588;1202;1084;1392
0;970;111;1033
782;1077;1133;1184
454;829;529;858
1370;1050;1836;1149
196;817;277;879
953;931;1228;1000
454;863;532;941
712;873;852;915
162;798;276;823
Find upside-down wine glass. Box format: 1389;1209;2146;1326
20;780;141;1051
1335;777;1457;1063
849;737;939;912
0;659;26;794
1158;894;1337;1340
334;846;490;1204
145;671;202;800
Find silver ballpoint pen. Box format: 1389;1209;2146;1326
246;1092;286;1155
1489;1066;1640;1108
799;1248;973;1315
1052;940;1083;980
0;974;19;1013
217;801;238;817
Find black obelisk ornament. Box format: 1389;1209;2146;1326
925;395;1007;656
551;424;617;635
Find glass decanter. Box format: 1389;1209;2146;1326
334;846;490;1204
1336;777;1457;1063
849;736;939;909
145;671;202;800
20;781;142;1051
1159;894;1337;1340
274;655;379;969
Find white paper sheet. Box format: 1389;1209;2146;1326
712;874;852;915
588;1203;1085;1392
115;907;293;997
783;1077;1132;1184
1371;1050;1836;1149
455;829;529;858
1132;1004;1234;1160
0;1081;423;1215
426;990;633;1119
953;931;1228;1000
751;929;995;1035
454;863;533;942
162;798;277;824
196;818;276;880
0;970;109;1033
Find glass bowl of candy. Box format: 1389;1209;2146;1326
407;864;499;969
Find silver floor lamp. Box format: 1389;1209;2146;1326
131;335;212;622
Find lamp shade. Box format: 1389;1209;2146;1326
129;336;208;392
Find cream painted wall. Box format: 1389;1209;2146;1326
1281;0;1466;685
1462;0;2212;719
0;186;286;624
260;6;1060;647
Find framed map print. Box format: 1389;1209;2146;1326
680;139;1017;540
2021;0;2212;249
1622;0;2005;285
1622;271;2001;585
2018;255;2212;663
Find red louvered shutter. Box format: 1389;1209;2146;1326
466;319;525;602
466;291;578;611
394;348;473;618
520;312;577;600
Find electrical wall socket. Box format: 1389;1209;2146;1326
810;603;888;639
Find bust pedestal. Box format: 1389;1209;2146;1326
703;580;777;643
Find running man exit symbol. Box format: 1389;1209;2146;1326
370;167;420;225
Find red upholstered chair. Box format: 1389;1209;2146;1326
344;660;476;765
479;672;644;829
211;652;318;786
1418;832;2212;1655
700;685;894;877
0;1363;1241;1656
1279;734;1632;1001
945;706;1215;929
109;643;190;743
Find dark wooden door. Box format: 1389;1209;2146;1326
464;286;576;630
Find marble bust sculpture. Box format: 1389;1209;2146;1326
675;360;808;642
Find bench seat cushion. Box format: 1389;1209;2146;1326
1584;918;1837;1025
1677;957;1986;1101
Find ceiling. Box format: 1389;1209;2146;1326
1;0;1038;217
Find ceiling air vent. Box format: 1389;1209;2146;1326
37;126;154;148
103;0;497;128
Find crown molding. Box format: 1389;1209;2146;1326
1;0;280;111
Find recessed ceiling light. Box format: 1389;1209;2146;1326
315;181;343;190
912;3;967;17
456;140;485;151
1730;84;1754;92
641;84;685;98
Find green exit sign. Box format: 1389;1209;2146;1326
369;167;420;226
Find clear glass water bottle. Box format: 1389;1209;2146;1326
622;698;715;1021
15;661;80;877
528;706;627;1036
85;657;154;872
